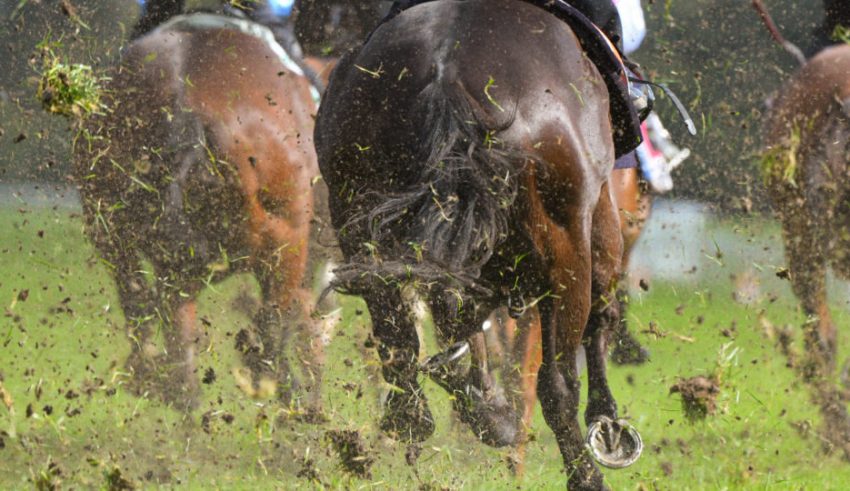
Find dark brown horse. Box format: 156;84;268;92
315;1;641;487
763;44;850;373
73;13;334;412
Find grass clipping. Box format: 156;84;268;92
760;123;802;186
35;38;106;119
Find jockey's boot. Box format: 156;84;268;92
639;112;691;193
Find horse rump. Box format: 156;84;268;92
331;76;527;302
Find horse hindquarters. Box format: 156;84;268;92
764;45;850;371
315;0;624;485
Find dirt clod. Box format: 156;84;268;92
326;429;374;478
670;376;720;422
202;368;216;385
296;457;320;482
104;466;135;491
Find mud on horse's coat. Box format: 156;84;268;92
74;13;331;412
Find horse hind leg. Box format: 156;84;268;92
424;291;520;448
582;181;642;469
291;285;328;420
507;308;543;477
294;259;343;420
779;174;838;373
609;167;650;365
160;297;203;411
363;284;435;443
88;230;159;393
239;264;309;408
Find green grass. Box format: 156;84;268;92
1;205;850;490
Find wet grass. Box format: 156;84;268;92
2;205;850;489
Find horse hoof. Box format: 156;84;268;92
454;384;520;447
586;416;642;468
380;390;435;443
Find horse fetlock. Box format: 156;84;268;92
584;395;618;428
567;469;608;491
453;381;520;447
801;322;837;373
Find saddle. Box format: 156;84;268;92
378;0;643;157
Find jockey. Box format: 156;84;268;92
614;0;690;193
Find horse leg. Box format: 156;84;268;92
584;181;622;423
461;332;521;447
115;258;157;382
291;284;326;417
509;308;542;477
160;296;202;410
609;167;650;365
530;220;605;489
243;259;316;407
425;293;520;447
363;285;434;442
537;293;605;491
782;204;836;374
583;182;643;467
87;228;159;391
296;259;341;417
483;309;508;371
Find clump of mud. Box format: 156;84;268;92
325;429;375;478
669;376;720;422
296;456;320;483
103;467;135;490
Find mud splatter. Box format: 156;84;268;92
326;429;374;478
669;376;720;422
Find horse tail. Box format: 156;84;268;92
335;77;525;295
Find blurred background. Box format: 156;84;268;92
0;0;824;210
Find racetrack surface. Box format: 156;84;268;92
2;197;850;489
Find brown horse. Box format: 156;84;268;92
763;43;850;374
73;13;333;412
315;1;641;487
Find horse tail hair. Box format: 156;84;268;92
334;77;524;295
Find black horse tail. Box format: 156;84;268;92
335;77;524;296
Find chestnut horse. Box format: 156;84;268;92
73;13;333;412
763;44;850;374
315;1;641;487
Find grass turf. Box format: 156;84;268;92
1;205;850;490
